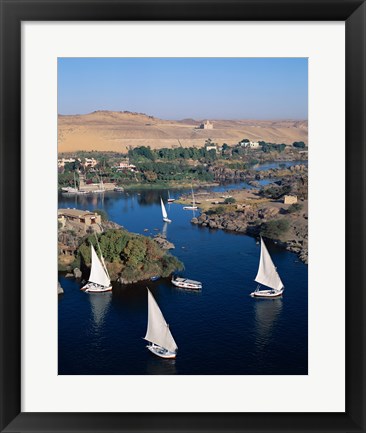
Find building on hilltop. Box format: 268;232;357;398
58;209;102;228
199;120;213;130
283;195;298;205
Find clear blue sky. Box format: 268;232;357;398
58;58;308;120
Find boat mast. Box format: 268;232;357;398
94;232;110;280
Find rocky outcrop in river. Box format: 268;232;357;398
153;234;175;250
192;204;308;264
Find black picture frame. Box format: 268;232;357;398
0;1;365;432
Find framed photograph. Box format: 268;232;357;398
0;0;364;432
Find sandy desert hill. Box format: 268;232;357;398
58;110;308;153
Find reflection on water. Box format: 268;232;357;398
145;357;177;375
254;298;283;350
88;292;112;328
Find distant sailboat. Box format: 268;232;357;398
250;237;284;298
92;175;105;193
167;191;175;203
144;288;178;359
183;186;198;210
160;198;172;223
62;172;87;195
81;243;112;293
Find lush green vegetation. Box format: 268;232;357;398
260;219;290;239
287;203;303;213
207;206;226;215
261;143;286;153
260;184;291;200
58;140;307;190
224;197;236;204
137;161;214;183
78;229;183;282
128;145;217;163
293;141;306;148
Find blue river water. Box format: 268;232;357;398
58;166;308;375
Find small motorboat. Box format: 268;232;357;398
150;275;160;282
171;276;202;290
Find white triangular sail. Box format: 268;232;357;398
88;244;111;288
254;238;283;291
144;289;178;353
160;198;168;219
191;187;195;206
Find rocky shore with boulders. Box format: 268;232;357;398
58;212;182;286
191;202;308;264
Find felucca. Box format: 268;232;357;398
81;242;112;293
160;198;172;223
167;191;175;203
144;288;178;359
183;186;198;210
250;237;284;298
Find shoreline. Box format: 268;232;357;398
193;216;308;264
123;181;220;191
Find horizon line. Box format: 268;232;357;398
58;109;308;122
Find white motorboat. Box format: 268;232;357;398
171;276;202;290
144;288;178;359
250;237;284;298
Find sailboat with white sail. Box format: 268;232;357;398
160;198;172;223
62;172;87;195
91;175;105;194
183;186;198;210
250;237;284;298
143;288;178;359
81;242;112;293
167;191;175;203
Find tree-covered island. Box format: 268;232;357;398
58;214;183;284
